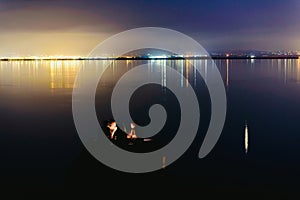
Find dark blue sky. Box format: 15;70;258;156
0;0;299;56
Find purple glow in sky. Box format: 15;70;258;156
0;0;299;56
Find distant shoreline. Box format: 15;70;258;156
0;55;298;61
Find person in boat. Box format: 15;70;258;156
107;120;118;140
126;122;138;145
105;120;128;146
127;122;137;139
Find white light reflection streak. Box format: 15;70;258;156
226;59;229;88
245;121;249;154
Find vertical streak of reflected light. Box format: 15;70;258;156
226;59;229;88
49;60;80;89
185;60;189;87
204;60;207;82
194;60;197;87
179;60;183;87
278;59;281;82
126;59;130;69
163;60;166;90
162;156;166;169
245;121;249;154
0;62;2;85
284;59;287;84
298;58;300;83
112;60;116;82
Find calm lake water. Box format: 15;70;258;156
1;59;300;198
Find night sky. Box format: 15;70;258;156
0;0;299;56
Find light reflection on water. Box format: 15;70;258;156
2;59;300;149
1;59;300;93
245;120;249;154
0;60;81;92
1;58;300;194
0;59;222;92
2;59;300;138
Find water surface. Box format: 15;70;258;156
1;58;300;197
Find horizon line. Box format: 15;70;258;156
0;55;299;61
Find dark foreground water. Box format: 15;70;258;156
1;59;300;198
